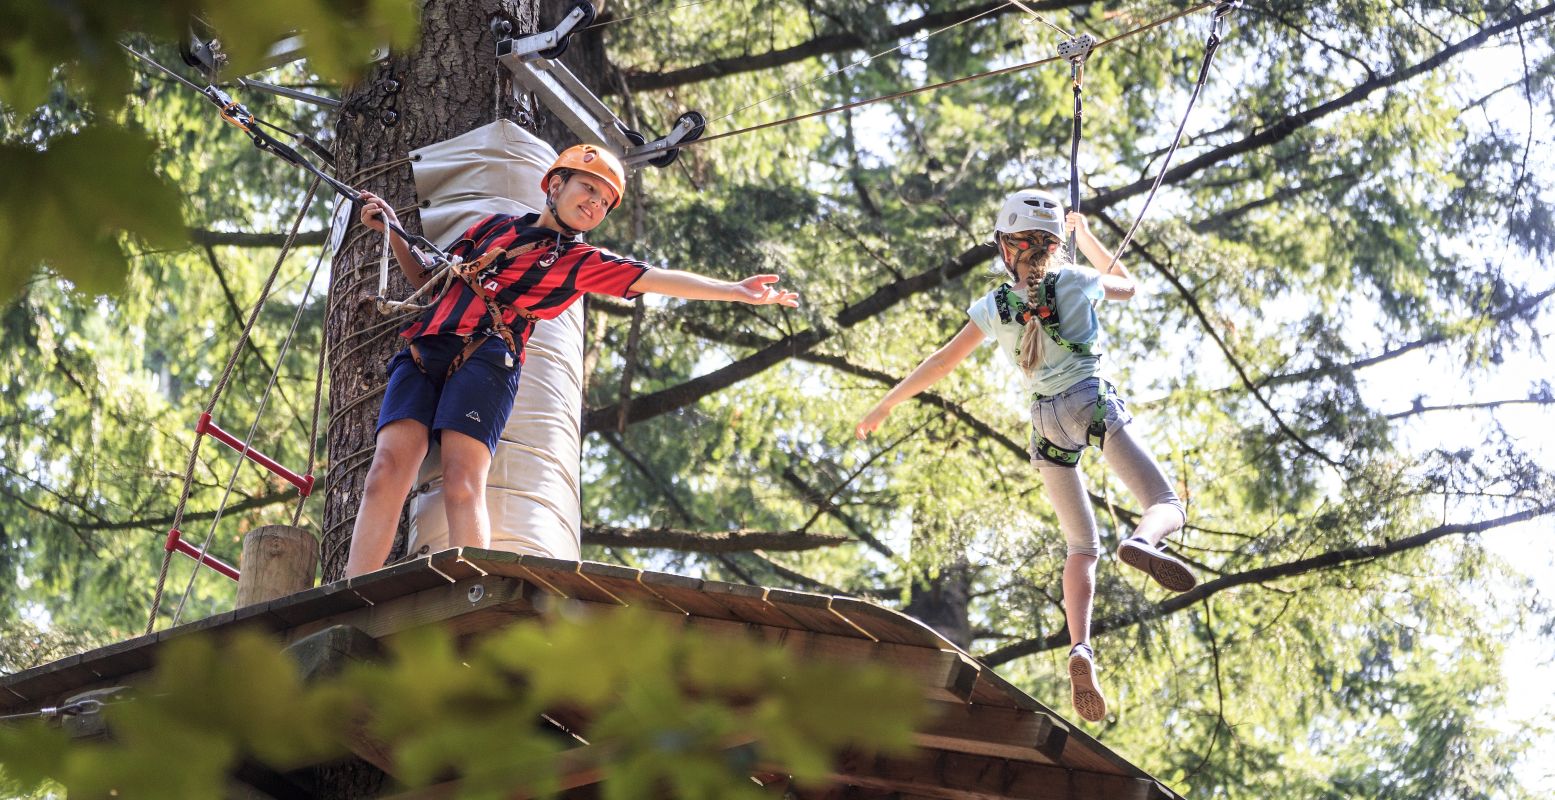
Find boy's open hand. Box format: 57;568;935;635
735;274;800;307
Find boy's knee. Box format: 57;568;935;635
441;470;486;506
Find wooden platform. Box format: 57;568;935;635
0;549;1182;800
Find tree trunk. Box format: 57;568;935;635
321;0;606;585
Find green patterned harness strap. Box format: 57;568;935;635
1031;379;1119;467
999;273;1093;357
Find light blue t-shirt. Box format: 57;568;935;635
966;267;1105;397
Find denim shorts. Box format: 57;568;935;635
377;334;523;454
1029;377;1132;466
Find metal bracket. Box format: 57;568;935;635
1213;0;1242;20
495;2;706;168
1057;33;1097;64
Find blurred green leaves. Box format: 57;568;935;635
0;608;924;799
0;0;419;299
0;126;186;297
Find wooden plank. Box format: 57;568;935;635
915;700;1065;766
429;547;494;582
347;559;454;604
763;588;875;639
686;617;979;705
636;570;749;621
76;631;160;682
478;553;624;605
282;575;532;644
577;562;690;613
696;580;811;630
0;653;92;707
266;576;376;628
816;749;1164;800
828;598;953;649
966;667;1050;713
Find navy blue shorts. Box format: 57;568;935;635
377;334;523;454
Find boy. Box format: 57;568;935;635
347;144;798;577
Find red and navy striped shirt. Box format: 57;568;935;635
401;212;651;361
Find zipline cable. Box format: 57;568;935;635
690;1;1213;146
1101;1;1239;272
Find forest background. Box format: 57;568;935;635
1;0;1552;796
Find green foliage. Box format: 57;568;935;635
0;609;922;799
0;126;186;296
2;1;1554;797
0;0;417;299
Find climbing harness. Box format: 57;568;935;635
494;2;707;167
1032;380;1120;467
996;276;1094;357
1102;0;1241;272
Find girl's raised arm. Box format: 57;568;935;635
855;322;985;439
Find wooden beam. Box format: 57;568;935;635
686;616;980;704
915;701;1066;765
282;575;533;644
800;749;1166;800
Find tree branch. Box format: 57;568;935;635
582;524;848;552
1088;4;1555;211
582;242;995;432
979;502;1555;665
619;0;1049;92
190;228;330;248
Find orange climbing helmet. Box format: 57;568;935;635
541;144;627;210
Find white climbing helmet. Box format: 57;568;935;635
994;189;1065;240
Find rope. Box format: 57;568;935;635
690;2;1214;147
709;1;1016;125
1102;4;1234;273
144;178;322;634
171;177;326;627
291;249;334;529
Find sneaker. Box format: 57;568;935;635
1117;536;1197;592
1068;643;1108;722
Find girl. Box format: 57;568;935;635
855;188;1193;722
347;144;799;579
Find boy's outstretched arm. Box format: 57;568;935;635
630;270;800;307
855;322;984;439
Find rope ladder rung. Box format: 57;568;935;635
164;528;241;582
195;412;316;496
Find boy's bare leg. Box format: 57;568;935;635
345;419;430;578
440;430;493;550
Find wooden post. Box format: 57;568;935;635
236;524;318;608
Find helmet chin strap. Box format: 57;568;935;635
544;175;584;239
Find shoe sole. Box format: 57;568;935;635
1068;653;1107;722
1117;540;1197;593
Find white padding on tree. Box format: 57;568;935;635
405;120;584;560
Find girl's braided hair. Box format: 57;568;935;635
998;231;1070;374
